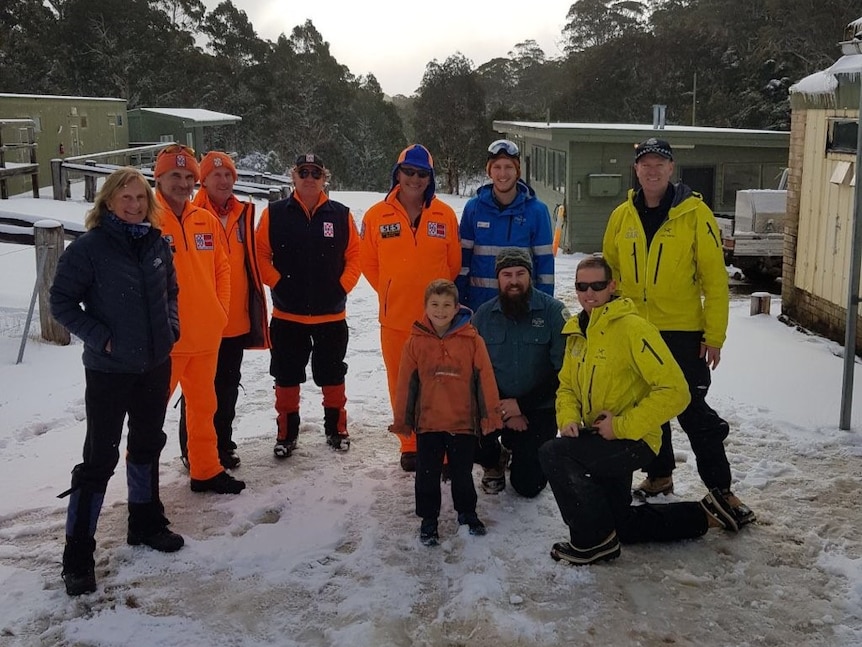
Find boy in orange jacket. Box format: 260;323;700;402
391;280;502;546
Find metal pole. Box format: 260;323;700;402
839;76;862;429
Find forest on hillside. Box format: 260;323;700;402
1;0;857;191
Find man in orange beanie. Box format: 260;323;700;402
175;152;269;470
359;144;461;472
154;144;245;494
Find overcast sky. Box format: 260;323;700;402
205;0;573;96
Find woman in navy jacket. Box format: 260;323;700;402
50;167;183;596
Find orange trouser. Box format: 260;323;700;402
170;351;222;481
381;326;415;453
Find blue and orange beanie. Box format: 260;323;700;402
389;144;436;207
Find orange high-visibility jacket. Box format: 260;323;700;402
157;193;230;354
360;188;461;332
192;190;270;349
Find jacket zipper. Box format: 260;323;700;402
653;244;663;284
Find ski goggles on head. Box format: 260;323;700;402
160;143;195;156
487;139;519;158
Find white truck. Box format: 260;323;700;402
716;188;786;280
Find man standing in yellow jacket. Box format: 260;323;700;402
155;145;245;494
359;145;461;471
602;138;753;526
177;152;269;470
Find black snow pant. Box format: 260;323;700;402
475;408;557;497
415;432;478;520
63;360;172;572
539;435;708;549
645;330;732;491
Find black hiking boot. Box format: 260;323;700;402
419;518;439;546
127;528;185;552
457;512;487;536
400;451;417;472
62;569;97;596
219;449;241;470
62;536;97;596
190;471;246;494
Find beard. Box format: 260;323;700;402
499;285;532;318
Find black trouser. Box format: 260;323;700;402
415;432;478;520
475;408;557;498
269;318;348;387
645;331;732;491
539;435;708;548
179;334;245;455
67;360;171;542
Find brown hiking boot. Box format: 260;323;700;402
633;476;674;498
722;490;757;527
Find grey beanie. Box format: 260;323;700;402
495;247;533;275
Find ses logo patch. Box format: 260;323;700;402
380;223;401;239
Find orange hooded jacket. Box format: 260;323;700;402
192;190;269;348
157;192;230;354
360;188;461;332
392;308;503;436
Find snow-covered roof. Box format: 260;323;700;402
0;93;125;102
790;53;862;98
497;121;787;137
136;108;242;123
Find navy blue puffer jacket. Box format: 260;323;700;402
50;214;179;373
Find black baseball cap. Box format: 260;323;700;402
294;153;325;169
634;138;673;162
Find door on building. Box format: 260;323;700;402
679;166;715;209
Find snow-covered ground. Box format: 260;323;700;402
0;187;860;646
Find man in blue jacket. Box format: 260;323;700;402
472;247;568;496
457;139;555;312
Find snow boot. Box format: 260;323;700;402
633;475;674;499
722;489;757;527
322;384;350;452
419;518;439;546
127;460;185;552
550;531;621;566
60;478;104;596
274;385;300;458
700;488;739;532
400;451;417;472
457;512;487;536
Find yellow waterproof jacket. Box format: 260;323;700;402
556;298;690;454
602;185;729;348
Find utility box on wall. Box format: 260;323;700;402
588;173;622;197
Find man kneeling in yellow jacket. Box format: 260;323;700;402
538;256;742;566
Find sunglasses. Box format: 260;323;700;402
487;139;519;157
160;143;195;156
399;166;430;179
575;281;610;292
297;168;323;179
